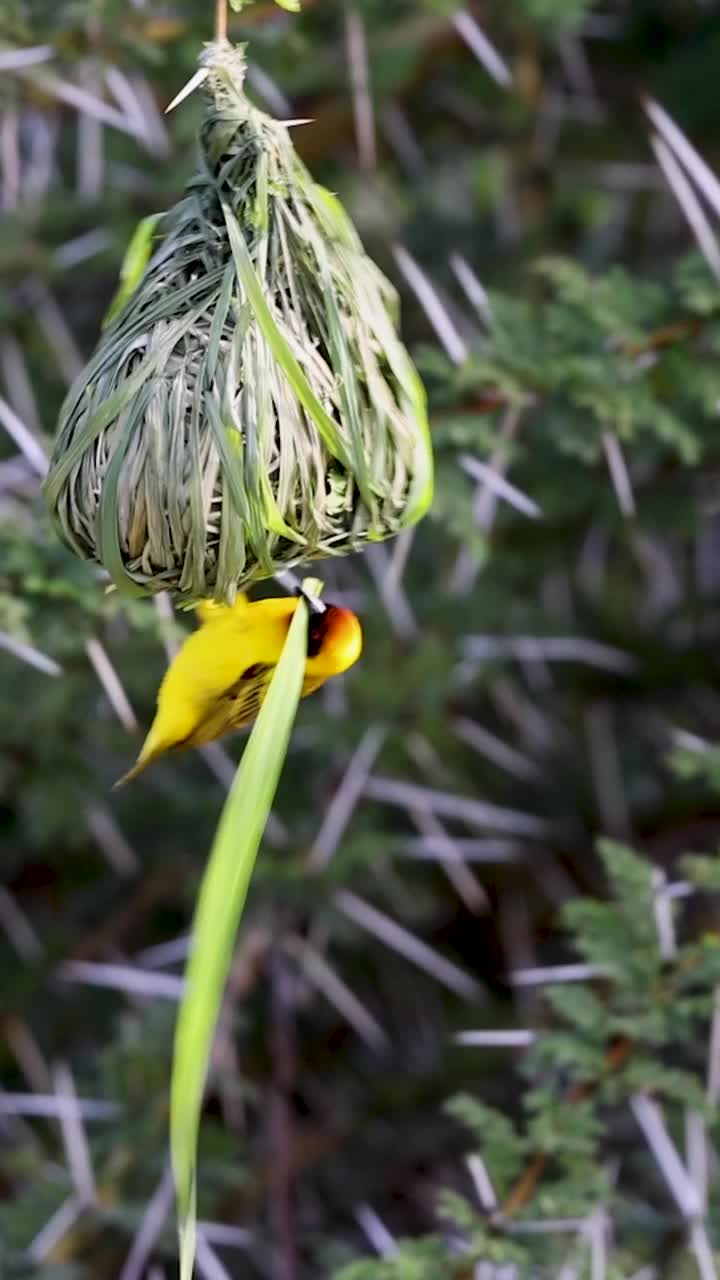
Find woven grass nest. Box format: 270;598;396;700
43;42;433;602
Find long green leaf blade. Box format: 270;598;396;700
103;213;162;330
170;596;310;1278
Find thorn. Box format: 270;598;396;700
165;67;209;114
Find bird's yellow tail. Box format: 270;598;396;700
113;729;165;789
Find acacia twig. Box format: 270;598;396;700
215;0;228;42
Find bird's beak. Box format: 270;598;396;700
274;568;327;614
297;584;327;615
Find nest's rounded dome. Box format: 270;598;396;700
44;43;433;602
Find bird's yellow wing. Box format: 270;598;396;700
185;661;277;745
114;661;276;787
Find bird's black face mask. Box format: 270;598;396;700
306;605;336;658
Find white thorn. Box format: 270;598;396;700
165;67;209;114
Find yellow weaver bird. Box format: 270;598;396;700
115;593;362;786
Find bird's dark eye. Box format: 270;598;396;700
307;608;331;658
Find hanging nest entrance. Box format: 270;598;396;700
43;42;433;602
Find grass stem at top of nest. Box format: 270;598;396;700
215;0;228;42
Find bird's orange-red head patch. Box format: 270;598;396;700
306;604;363;675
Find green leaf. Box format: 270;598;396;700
221;201;349;467
445;1093;525;1193
682;854;720;892
103;214;162;330
544;983;608;1038
170;591;312;1279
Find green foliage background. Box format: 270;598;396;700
4;1;720;1276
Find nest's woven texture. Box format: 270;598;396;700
44;43;433;601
